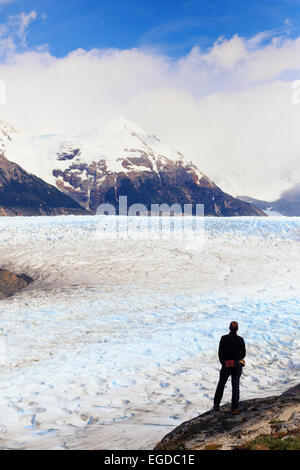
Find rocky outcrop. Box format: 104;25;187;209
155;384;300;450
0;153;89;216
47;118;266;217
0;269;33;298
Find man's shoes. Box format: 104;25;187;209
213;405;220;411
231;408;241;415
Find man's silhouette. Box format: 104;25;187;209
213;321;246;414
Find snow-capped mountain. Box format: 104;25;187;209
1;117;265;216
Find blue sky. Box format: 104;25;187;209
0;0;299;57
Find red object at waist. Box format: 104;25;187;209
224;360;235;368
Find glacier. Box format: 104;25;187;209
2;117;203;188
0;215;299;449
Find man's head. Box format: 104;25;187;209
229;321;239;332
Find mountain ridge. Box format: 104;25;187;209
239;183;300;216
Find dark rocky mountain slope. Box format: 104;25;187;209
0;153;88;216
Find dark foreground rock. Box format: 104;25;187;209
0;268;33;298
155;384;300;450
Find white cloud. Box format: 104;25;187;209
0;28;300;200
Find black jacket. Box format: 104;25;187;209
218;331;246;365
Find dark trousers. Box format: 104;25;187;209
213;363;242;410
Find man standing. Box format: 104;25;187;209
213;321;246;414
